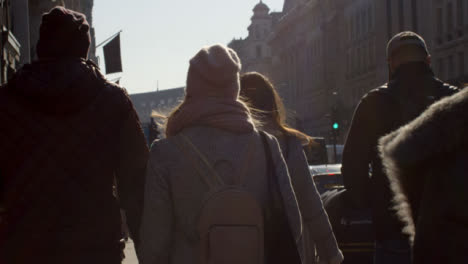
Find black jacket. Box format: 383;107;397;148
380;87;468;264
341;63;458;241
0;59;149;264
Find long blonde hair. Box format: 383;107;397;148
240;72;314;145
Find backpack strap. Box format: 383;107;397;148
259;132;282;209
173;133;224;188
237;135;257;186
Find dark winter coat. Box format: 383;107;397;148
341;63;458;241
0;58;149;264
380;87;468;264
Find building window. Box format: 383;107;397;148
457;0;464;37
256;45;262;58
459;52;465;77
457;0;464;27
347;51;351;77
387;0;393;39
356;14;361;38
358;47;363;74
448;55;455;79
351;16;356;40
436;8;443;44
368;5;374;31
348;19;352;41
255;26;260;39
412;0;418;32
362;9;368;34
438;58;445;80
367;42;372;70
447;2;454;41
398;0;404;31
370;37;376;67
466;0;468;26
354;49;358;76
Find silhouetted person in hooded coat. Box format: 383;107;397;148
0;7;148;264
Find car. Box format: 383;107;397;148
309;164;344;194
310;164;374;264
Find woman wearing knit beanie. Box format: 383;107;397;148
139;45;308;264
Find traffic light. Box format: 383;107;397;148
333;122;339;130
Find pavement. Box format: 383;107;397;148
122;239;139;264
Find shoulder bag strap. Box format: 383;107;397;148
259;132;282;207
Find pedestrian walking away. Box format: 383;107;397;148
0;6;149;264
380;86;468;264
240;72;343;264
138;44;305;264
341;31;458;264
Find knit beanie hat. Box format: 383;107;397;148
387;31;429;59
186;44;242;100
36;6;91;59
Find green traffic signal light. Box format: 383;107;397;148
333;122;339;130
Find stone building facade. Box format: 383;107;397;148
130;87;185;125
228;1;281;77
1;0;21;84
233;0;468;143
429;0;468;85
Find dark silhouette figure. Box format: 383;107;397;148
341;31;458;264
380;87;468;264
0;7;148;264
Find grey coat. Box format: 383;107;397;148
139;127;306;264
379;87;468;264
278;136;343;263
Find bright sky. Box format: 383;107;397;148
93;0;284;94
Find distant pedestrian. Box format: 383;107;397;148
341;31;458;264
240;72;343;264
380;87;468;264
139;44;305;264
0;7;148;264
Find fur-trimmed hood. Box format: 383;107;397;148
379;87;468;243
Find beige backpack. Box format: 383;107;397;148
175;133;264;264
